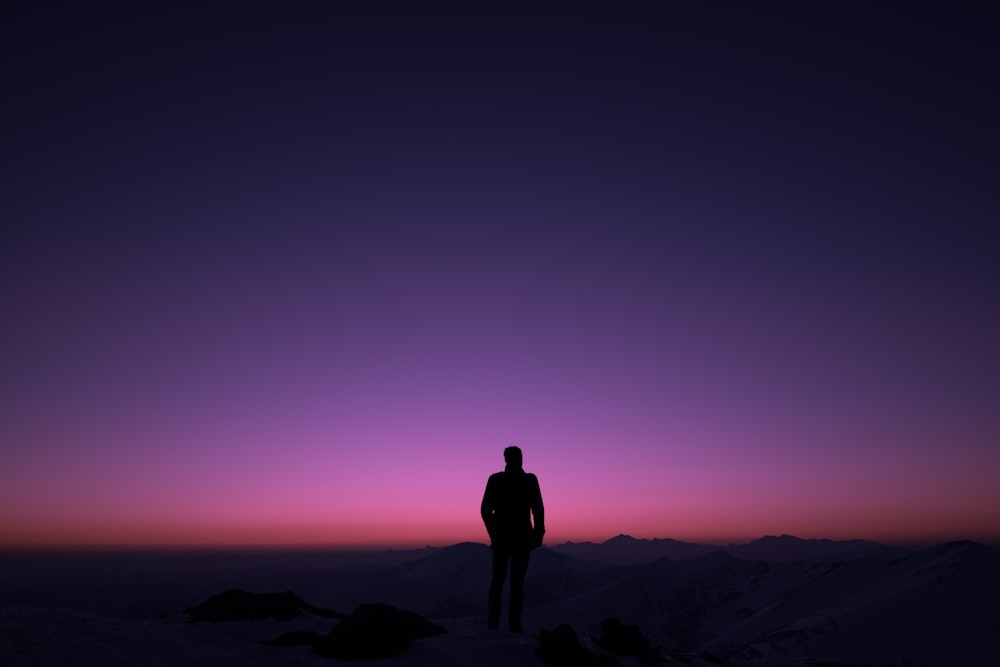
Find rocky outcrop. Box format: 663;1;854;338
595;617;660;664
313;603;446;659
264;602;446;660
536;624;617;666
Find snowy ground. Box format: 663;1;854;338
0;606;672;667
2;539;997;666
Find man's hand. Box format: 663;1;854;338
529;526;545;549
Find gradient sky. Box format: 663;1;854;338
3;2;998;549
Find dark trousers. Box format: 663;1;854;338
488;546;530;629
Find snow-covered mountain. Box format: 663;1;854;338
702;540;1000;665
1;539;997;666
533;540;1000;666
551;533;914;565
551;534;719;564
724;534;911;563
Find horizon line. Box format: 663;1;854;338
3;532;997;552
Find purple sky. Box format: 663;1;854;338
2;3;998;548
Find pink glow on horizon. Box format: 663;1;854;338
3;413;998;548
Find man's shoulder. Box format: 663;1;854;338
487;470;540;485
488;470;538;484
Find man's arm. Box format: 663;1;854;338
481;476;496;540
530;474;545;538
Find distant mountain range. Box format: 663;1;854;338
550;533;913;564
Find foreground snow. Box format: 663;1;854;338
1;539;997;666
0;606;668;667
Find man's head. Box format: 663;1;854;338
503;446;523;467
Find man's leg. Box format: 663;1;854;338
508;549;530;632
487;547;509;629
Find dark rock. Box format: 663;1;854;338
536;624;617;667
312;603;446;660
184;589;343;622
595;617;660;664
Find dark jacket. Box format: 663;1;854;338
481;466;545;550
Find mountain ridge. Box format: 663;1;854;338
550;533;918;565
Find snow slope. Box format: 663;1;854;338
1;540;997;666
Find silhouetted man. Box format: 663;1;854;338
481;445;544;632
